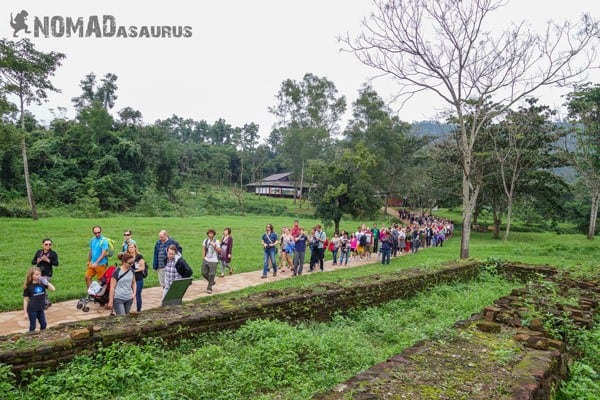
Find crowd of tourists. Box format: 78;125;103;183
260;214;453;276
22;212;453;332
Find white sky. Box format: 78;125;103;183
3;0;599;140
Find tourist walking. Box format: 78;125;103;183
380;228;392;265
314;224;326;271
202;229;220;294
108;253;136;315
292;227;308;276
127;243;146;312
120;229;136;253
31;238;59;309
279;226;294;272
261;223;278;278
86;226;109;289
219;228;234;277
163;244;191;297
23;267;56;332
153;230;182;288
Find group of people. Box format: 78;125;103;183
22;214;452;332
260;221;329;278
259;215;453;280
88;226;235;307
23;238;59;332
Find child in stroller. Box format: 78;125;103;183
76;265;116;312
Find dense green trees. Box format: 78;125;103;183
0;38;65;219
565;84;600;239
0;38;597;240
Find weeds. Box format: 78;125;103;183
4;275;520;400
555;316;600;400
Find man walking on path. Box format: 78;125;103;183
153;230;182;288
202;229;220;294
86;226;108;289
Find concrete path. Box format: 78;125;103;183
1;257;380;336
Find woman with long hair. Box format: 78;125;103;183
127;243;146;312
219;227;234;277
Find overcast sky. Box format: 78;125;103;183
3;0;599;139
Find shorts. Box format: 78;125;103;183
85;262;106;280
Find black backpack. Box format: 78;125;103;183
359;234;367;246
176;258;193;278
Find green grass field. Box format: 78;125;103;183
2;214;598;312
1;215;392;311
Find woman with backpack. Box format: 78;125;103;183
163;244;193;297
127;243;146;312
108;253;136;315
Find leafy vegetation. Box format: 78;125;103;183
556;315;600;400
1;275;520;399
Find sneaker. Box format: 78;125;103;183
206;289;212;294
261;275;267;279
273;272;277;277
219;274;225;278
229;268;234;275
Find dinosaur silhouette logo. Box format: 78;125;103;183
10;10;31;37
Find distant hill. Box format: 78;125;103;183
410;120;454;138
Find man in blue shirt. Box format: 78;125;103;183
86;226;109;288
153;229;182;288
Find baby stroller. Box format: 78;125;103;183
76;265;116;312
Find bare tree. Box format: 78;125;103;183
343;0;599;257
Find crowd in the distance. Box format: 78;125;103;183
260;213;453;276
23;212;453;332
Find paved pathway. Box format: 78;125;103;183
1;257;380;336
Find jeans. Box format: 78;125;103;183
293;250;306;275
113;298;133;315
381;249;391;264
332;249;339;264
263;248;278;276
28;309;47;331
220;259;232;275
339;249;349;265
135;278;144;312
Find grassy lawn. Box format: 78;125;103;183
2;214;598;312
1;215;393;311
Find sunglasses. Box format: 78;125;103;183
43;243;52;246
124;233;131;236
93;231;101;234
